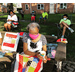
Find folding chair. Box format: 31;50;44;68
55;15;73;38
11;16;21;32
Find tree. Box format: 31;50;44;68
7;3;13;13
0;3;3;5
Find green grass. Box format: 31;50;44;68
1;13;75;24
0;13;75;61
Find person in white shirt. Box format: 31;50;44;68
4;10;18;31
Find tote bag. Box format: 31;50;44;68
14;53;43;72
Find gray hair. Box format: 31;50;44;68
26;22;40;31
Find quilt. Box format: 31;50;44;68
14;53;43;72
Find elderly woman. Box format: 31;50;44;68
4;10;18;31
23;22;47;63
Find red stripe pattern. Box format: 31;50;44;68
17;54;43;72
3;43;15;48
18;55;23;72
34;59;42;72
6;33;17;38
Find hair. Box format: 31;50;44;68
9;10;14;15
63;14;68;18
26;22;40;31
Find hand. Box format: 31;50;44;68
8;19;12;21
43;56;47;63
37;54;47;63
36;54;43;60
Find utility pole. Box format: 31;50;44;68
56;3;58;13
73;3;75;13
30;3;32;13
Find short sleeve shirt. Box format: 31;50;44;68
42;12;48;18
59;19;71;25
22;33;47;46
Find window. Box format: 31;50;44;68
37;4;44;10
25;4;29;10
60;3;67;9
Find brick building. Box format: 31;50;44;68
0;3;75;14
22;3;75;14
0;3;7;13
0;4;2;12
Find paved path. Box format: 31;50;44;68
0;59;75;72
62;61;75;72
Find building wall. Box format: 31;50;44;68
22;3;75;14
31;3;49;14
57;3;74;13
22;3;49;14
22;3;30;14
0;4;2;12
54;3;56;13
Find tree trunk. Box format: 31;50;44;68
7;3;13;13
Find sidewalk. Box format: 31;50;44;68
0;60;75;72
62;61;75;72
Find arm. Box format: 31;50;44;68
23;42;36;56
44;12;48;18
7;15;14;21
42;45;47;63
7;15;9;21
8;19;14;21
8;15;18;22
13;15;18;22
23;42;43;59
42;35;48;63
42;45;47;52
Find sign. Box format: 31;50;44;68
2;32;20;52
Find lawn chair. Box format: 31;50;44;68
11;16;21;32
55;14;73;38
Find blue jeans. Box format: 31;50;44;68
39;17;47;20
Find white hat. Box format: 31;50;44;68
0;32;2;38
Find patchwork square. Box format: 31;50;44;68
28;66;35;72
30;61;37;68
23;56;29;62
33;57;39;63
23;62;27;67
22;68;26;72
29;57;34;61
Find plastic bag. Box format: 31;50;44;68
0;32;2;50
47;43;58;58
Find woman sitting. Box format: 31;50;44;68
23;22;47;63
4;10;18;31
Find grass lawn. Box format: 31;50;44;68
0;13;75;61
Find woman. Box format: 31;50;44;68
23;22;47;63
4;10;18;31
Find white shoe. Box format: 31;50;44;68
70;29;74;33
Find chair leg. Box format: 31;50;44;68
57;61;62;72
64;30;70;38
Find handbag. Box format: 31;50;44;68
12;22;19;25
